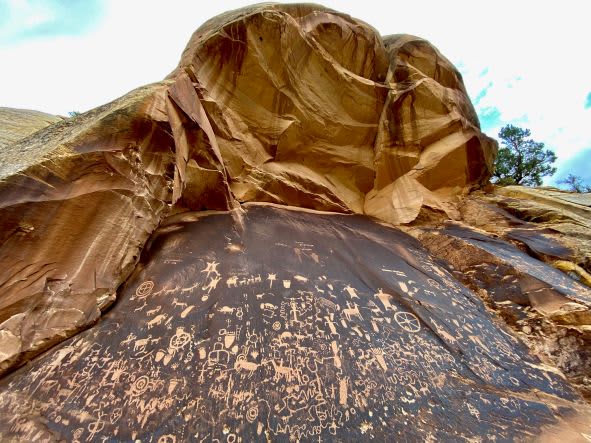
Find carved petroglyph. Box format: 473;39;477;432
343;302;363;322
0;210;585;442
134;281;154;299
394;312;421;333
202;261;220;278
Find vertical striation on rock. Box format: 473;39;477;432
0;3;497;373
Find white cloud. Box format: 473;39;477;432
0;0;589;179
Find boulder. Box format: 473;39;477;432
414;186;591;399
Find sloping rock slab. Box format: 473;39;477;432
0;205;589;441
506;228;574;261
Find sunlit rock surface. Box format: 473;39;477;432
171;5;496;222
416;186;591;399
1;205;589;441
0;3;495;374
0;83;178;373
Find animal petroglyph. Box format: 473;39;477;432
147;314;167;329
227;276;238;287
344;285;360;299
343;302;363;322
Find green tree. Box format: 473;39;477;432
492;124;557;186
558;174;591;193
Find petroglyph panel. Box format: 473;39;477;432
0;206;589;441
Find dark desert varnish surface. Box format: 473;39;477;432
0;205;587;441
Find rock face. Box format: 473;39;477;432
414;186;591;399
0;205;589;441
0;107;61;149
1;3;590;441
0;3;495;375
171;5;496;222
0;84;176;373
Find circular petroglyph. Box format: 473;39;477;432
131;375;150;396
246;405;258;422
135;280;154;298
394;311;421;333
87;419;105;434
169;328;191;350
272;321;282;331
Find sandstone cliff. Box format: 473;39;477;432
0;3;496;374
0;3;589;441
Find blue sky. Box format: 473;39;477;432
1;0;589;187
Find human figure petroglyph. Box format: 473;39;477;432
203;275;222;294
324;314;339;336
202;261;220;278
374;289;397;312
121;332;137;345
344;285;359;299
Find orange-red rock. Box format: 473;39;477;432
0;4;496;372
